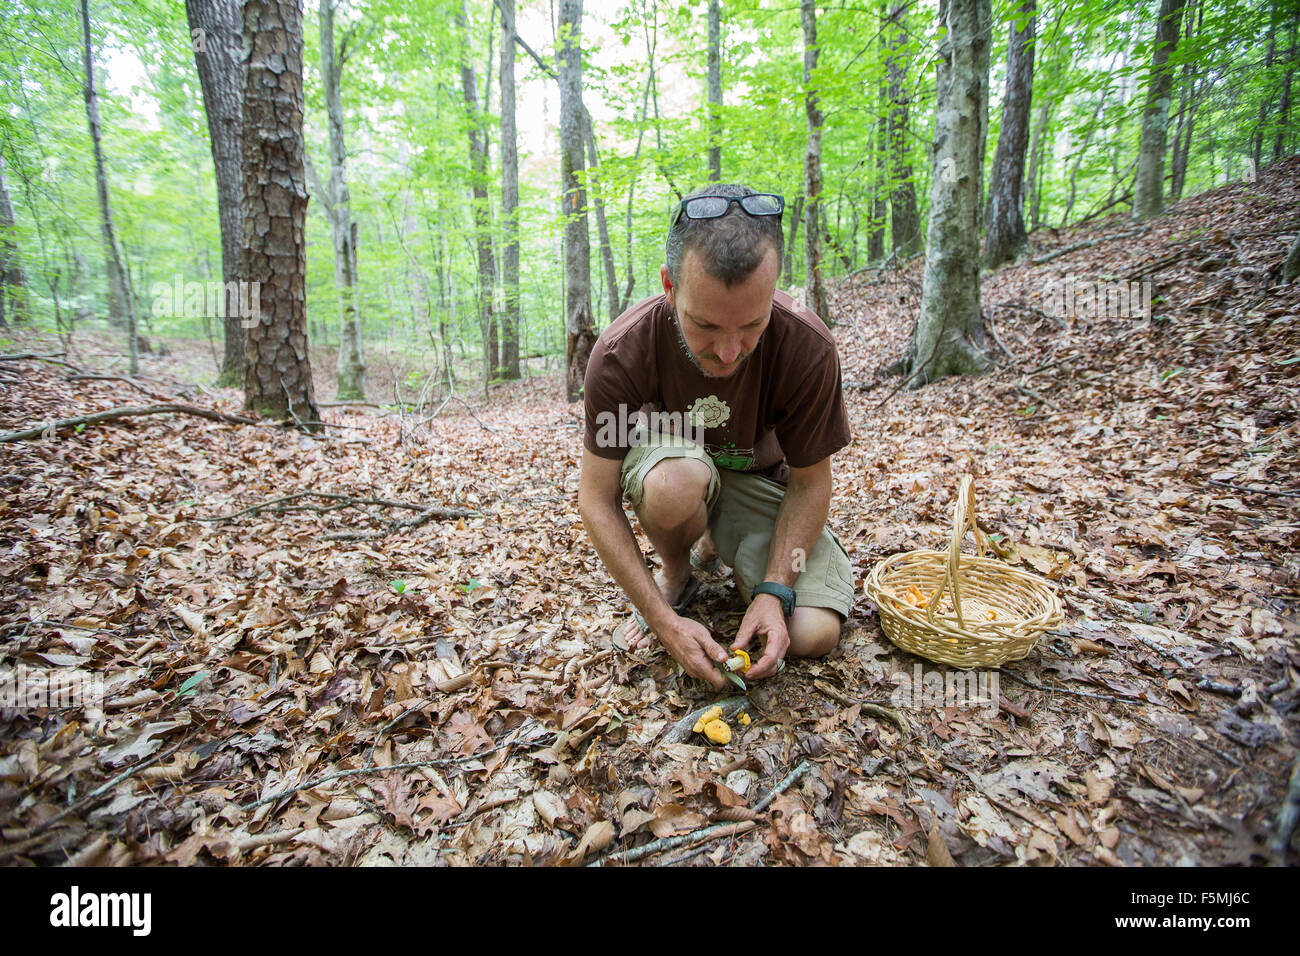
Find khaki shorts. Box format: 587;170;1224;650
620;432;855;620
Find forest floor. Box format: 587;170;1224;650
1;159;1298;866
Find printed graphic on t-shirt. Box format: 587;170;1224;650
686;395;731;430
707;440;755;471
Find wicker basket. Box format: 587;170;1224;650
864;475;1063;668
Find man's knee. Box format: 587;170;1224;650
787;606;842;658
639;457;711;528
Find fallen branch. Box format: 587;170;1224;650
198;490;473;526
239;729;556;811
662;696;750;744
1208;479;1300;499
0;739;190;856
0;403;258;443
1031;227;1150;265
67;373;176;402
589;760;812;867
812;679;911;735
0;351;81;371
1000;668;1155;706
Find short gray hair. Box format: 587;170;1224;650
666;184;784;287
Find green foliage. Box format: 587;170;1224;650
0;0;1295;380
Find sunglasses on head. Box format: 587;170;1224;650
673;193;785;224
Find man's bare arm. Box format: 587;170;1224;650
577;449;726;687
763;457;832;589
735;457;832;678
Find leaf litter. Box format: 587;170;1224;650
1;160;1298;865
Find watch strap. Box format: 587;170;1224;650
752;581;796;617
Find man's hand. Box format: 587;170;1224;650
732;593;789;679
654;614;729;689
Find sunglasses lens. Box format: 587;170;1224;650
742;195;782;216
684;196;730;219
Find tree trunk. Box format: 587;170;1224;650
240;0;320;424
907;0;991;386
707;0;722;182
583;115;620;323
559;0;594;402
1275;10;1298;161
801;0;829;322
1283;231;1300;283
321;0;365;400
886;3;922;257
0;154;27;327
499;0;521;379
783;194;803;286
983;0;1034;268
1170;0;1202;201
80;0;138;374
1132;0;1188;221
457;1;497;391
869;16;888;263
185;0;245;386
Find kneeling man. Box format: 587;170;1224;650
578;184;855;690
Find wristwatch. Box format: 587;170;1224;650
752;581;796;617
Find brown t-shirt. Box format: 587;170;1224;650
582;289;851;484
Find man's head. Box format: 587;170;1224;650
661;184;784;379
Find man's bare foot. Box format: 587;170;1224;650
623;565;696;649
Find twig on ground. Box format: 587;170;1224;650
0;403;259;443
1031;227;1150;265
1207;479;1300;499
589;760;812;867
661;696;751;744
1000;668;1155;706
813;679;911;735
0;739;190;854
239;729;555;811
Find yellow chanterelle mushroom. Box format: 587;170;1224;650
725;648;751;673
702;719;732;745
692;705;723;734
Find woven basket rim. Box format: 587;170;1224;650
864;477;1063;666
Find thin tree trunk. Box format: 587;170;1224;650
1132;0;1188;220
559;0;594;402
457;1;497;391
499;0;521;378
783;195;803;286
185;0;245;386
583;116;620;323
983;0;1035;268
907;0;991;386
1275;10;1297;161
0;154;26;326
886;3;922;256
801;0;828;322
707;0;722;182
321;0;365;400
869;14;888;262
1255;0;1279;169
80;0;138;373
240;0;320;424
1170;0;1202;201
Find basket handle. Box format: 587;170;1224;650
922;475;990;629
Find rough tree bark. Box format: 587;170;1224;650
707;0;722;182
499;0;521;379
559;0;595;402
320;0;366;400
907;0;991;386
886;3;922;257
1132;0;1188;221
0;154;26;327
802;0;829;322
185;0;245;385
80;0;138;373
983;0;1034;268
240;0;320;424
457;1;498;391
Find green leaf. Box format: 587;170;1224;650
391;578;406;593
177;671;208;697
